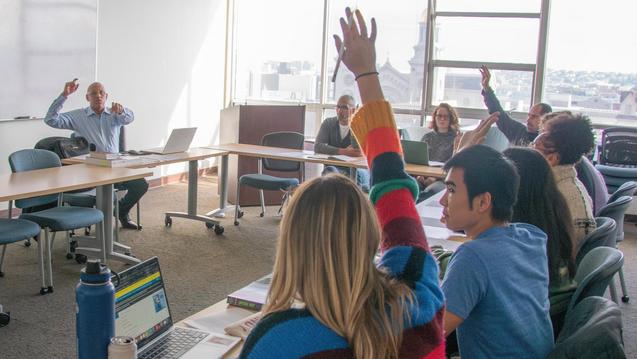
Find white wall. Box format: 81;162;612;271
0;0;228;209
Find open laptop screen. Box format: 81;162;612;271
115;257;173;349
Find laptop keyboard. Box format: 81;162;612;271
139;327;208;359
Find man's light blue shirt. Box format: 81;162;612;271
442;223;554;359
44;95;134;153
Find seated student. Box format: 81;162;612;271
440;145;553;358
503;147;577;337
315;94;370;191
43;80;147;230
417;103;460;199
532;113;597;248
239;8;445;358
540;112;608;214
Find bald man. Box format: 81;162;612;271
44;79;148;230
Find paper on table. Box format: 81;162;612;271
179;333;241;359
183;306;256;335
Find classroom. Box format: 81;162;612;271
1;0;636;358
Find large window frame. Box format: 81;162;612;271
225;0;630;129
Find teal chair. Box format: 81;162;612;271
8;149;104;295
597;196;633;303
0;218;41;326
568;247;624;313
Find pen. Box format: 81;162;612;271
331;10;355;83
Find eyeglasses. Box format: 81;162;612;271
435;114;449;119
336;105;353;110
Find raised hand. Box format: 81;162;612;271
62;79;79;97
479;66;491;90
454;112;500;153
110;102;124;114
334;8;377;79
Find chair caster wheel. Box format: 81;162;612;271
214;225;224;235
24;240;31;247
237;210;244;218
165;216;172;227
259;213;264;217
234;221;239;226
205;222;214;229
0;312;10;327
40;287;47;295
47;286;54;294
75;254;87;264
622;296;629;303
66;253;74;260
0;271;4;277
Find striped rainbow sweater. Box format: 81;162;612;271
239;100;446;358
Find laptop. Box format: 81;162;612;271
401;139;429;165
115;257;240;359
140;128;197;155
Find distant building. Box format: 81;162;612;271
619;88;637;116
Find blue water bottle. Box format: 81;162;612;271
76;259;115;359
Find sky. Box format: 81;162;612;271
236;0;637;75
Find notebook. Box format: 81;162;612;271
114;257;239;359
401;139;429;165
140;127;197;155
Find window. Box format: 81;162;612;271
327;0;427;109
543;0;637;126
233;0;323;103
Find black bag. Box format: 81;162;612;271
34;136;90;159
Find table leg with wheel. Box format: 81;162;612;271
164;159;224;234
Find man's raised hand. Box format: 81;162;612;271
62;79;79;97
479;66;491;90
110;102;124;115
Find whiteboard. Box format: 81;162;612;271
0;0;97;120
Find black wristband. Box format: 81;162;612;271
355;71;379;81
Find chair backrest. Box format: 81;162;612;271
8;149;61;209
608;181;637;203
576;217;617;266
599;127;637;166
119;126;127;153
569;247;624;312
597;196;633;244
576;157;609;215
549;296;625;359
261;132;304;172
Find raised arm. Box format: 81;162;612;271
44;79;80;130
341;8;445;354
479;66;525;141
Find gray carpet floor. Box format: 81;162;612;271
0;175;635;358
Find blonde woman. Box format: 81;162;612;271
239;8;445;359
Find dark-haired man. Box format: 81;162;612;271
440;145;553;358
315;94;370;191
533;113;596;247
44;79;148;230
480;66;552;146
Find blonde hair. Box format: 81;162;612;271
264;174;414;358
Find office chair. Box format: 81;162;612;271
607;181;637;204
568;247;624;313
575;217;617;266
9;149;104;294
548;297;625;359
0;218;41;326
61;127;141;260
597;196;633;303
595;127;637;193
234;132;304;226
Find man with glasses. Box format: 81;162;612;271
480;66;552;146
44;79;148;230
315;94;370;191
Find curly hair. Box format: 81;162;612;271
543;113;595;165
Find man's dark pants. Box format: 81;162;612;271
114;178;149;219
